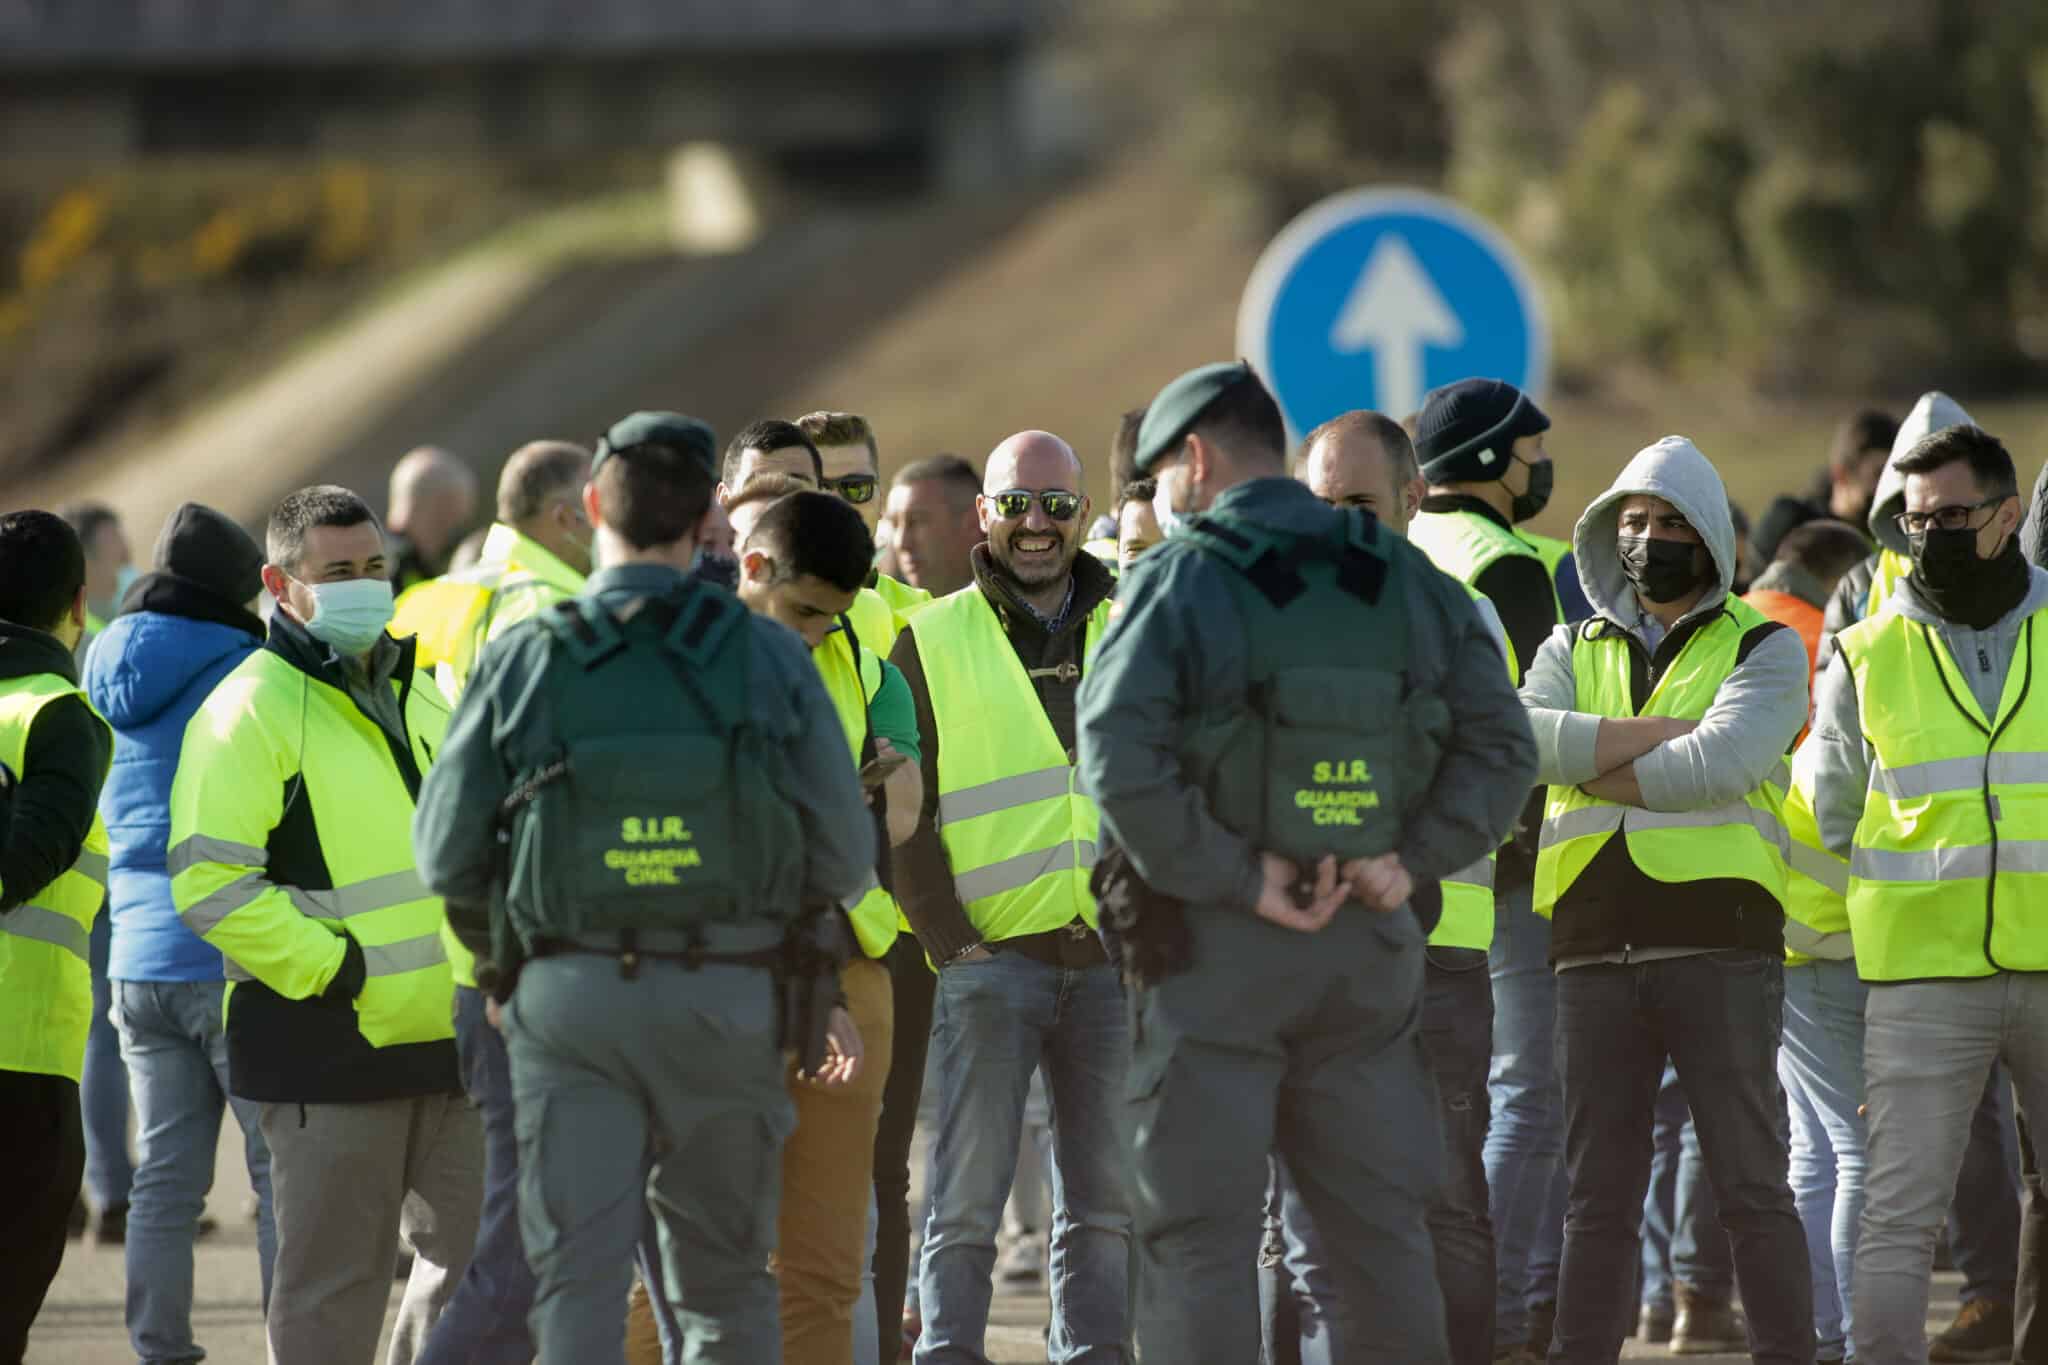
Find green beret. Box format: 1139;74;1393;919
1133;361;1260;475
592;410;717;477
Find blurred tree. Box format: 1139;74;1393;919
1094;0;2048;391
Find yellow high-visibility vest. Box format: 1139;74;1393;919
870;572;932;623
908;588;1108;942
390;523;586;700
813;627;900;959
169;646;455;1055
1836;609;2048;981
1429;580;1515;950
1409;507;1558;680
0;675;111;1081
1780;757;1853;964
1535;599;1792;917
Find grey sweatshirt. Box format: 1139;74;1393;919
1521;436;1810;809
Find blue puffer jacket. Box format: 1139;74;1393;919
85;579;263;982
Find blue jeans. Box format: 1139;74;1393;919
417;986;533;1365
111;979;275;1365
1261;948;1495;1365
1552;953;1813;1365
1486;885;1565;1348
916;952;1130;1364
1779;960;1868;1361
1949;1061;2022;1305
85;912;135;1210
1640;1067;1733;1312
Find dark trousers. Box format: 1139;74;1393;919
1552;952;1813;1365
0;1072;84;1365
415;986;534;1365
1133;905;1447;1364
874;934;937;1362
1948;1061;2023;1304
1260;947;1496;1365
2020;1110;2044;1363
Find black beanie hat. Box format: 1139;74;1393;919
1414;378;1551;486
152;503;265;607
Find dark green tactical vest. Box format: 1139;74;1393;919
1179;507;1446;868
499;586;802;952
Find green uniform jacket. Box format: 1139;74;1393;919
1076;477;1536;918
412;563;877;979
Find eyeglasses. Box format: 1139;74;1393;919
1894;495;2007;536
823;474;878;506
989;489;1084;522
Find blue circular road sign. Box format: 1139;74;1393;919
1237;188;1549;442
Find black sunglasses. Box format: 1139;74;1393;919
823;474;879;505
989;489;1084;522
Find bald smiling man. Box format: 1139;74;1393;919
888;430;1131;1362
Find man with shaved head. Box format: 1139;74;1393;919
387;446;480;590
889;430;1128;1361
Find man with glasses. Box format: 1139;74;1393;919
1800;421;2048;1365
889;430;1128;1362
800;412;934;622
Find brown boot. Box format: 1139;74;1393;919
1927;1297;2014;1363
1670;1284;1746;1355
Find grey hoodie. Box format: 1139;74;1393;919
1521;436;1810;812
1822;392;1979;656
1799;558;2048;860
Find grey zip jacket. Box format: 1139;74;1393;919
1520;436;1810;808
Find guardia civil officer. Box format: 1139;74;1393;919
412;411;877;1365
1076;363;1535;1363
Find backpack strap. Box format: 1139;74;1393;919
541;598;627;669
1184;508;1390;609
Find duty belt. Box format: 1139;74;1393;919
531;923;787;979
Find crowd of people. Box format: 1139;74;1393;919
0;373;2041;1365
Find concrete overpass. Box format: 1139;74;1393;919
0;0;1060;189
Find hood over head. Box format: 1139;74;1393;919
1572;435;1735;625
1870;391;1975;555
2021;460;2048;572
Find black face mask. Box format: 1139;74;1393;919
1908;526;2030;630
1617;534;1709;605
686;551;740;594
1509;457;1554;524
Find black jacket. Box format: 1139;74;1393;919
0;621;112;912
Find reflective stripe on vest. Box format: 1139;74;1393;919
1777;760;1853;962
1534;601;1792;918
909;587;1108;941
0;675;112;1081
1838;610;2048;980
168;648;456;1049
813;628;900;959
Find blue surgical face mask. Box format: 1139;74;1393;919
299;576;394;655
113;563;140;607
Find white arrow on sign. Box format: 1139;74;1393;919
1329;233;1464;418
